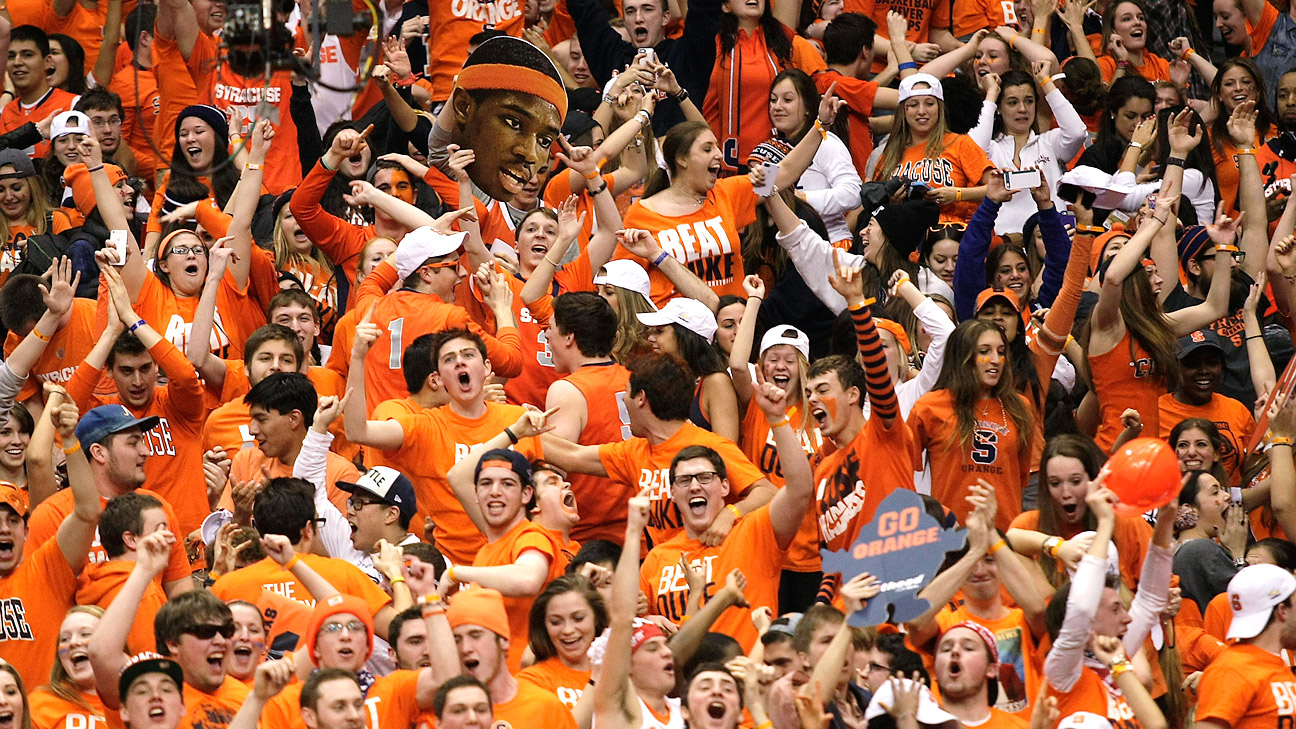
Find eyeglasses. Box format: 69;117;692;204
929;223;968;233
672;471;720;488
91;116;122;128
348;496;384;511
320;620;367;634
167;245;207;257
184;622;235;640
867;662;891;674
419;259;461;272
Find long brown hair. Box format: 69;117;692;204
1036;434;1104;586
877;94;950;181
1083;265;1181;392
528;575;608;664
933;319;1033;456
0;660;32;729
41;605;105;711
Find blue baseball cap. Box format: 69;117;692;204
473;449;532;486
337;466;417;521
75;405;160;447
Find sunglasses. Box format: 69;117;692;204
928;223;968;233
420;259;461;272
320;620;367;634
184;622;235;640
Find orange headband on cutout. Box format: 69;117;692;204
455;64;568;122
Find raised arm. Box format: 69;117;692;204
25;383;59;508
7;259;78;379
225;119;274;289
342;307;407;450
447;409;556;536
521;196;584;304
184;239;236;386
906;489;993;644
829;253;899;424
617;229;720;311
772;84;842;192
49;390;98;572
102;266;204;414
89;530;175;708
919;28;988;79
752;378;812;549
1242;273;1276;401
1266;401;1296;540
80;136;145;298
229;660;295;729
1230;101;1267;278
1091;196;1172;332
596;492;650;729
1165;205;1235;335
728;276;765;410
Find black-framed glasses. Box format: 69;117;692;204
348;496;383;511
672;471;720;488
184;622;235;640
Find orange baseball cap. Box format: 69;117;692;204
0;482;27;517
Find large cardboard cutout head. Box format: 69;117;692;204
449;37;567;203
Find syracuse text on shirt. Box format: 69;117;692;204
654;217;738;288
895;158;955;187
212;83;283;106
0;598;34;641
452;0;522;23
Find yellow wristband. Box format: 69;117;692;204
769;417;790;429
245;163;263;171
1031;27;1045;35
1110;660;1134;678
990;538;1007;554
61;441;81;455
1273;437;1294;447
727;505;742;520
814;118;828;139
389;575;406;585
955;188;963;202
418;593;442;605
446;565;457;583
1237;147;1256;156
283;555;300;571
1183;47;1195;60
30;329;49;342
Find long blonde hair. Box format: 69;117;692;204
877;97;950;182
758;346;811;433
605;282;657;364
0;175;55;247
272;209;334;276
41;605;104;711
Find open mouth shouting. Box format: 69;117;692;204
707;161;721;184
0;537;16;564
687;494;708;518
205;648;225;674
705;700;728;720
1059;500;1081;521
632;24;650;44
186;145;206;166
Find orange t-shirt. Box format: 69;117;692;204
177;676;249;729
1197;643;1296;728
3;297;97;403
0;87;79;157
930;604;1040;715
201;363;355;461
30;687;106;729
814;410;914;553
424;0;524;101
518;658;590;711
107;62;162;186
1047;667;1140;728
909;390;1031;531
1158;392;1255;489
952;0;1020;36
1090;332;1165;453
618;176;760;307
371;402;542;566
557;362;634;545
704;27;826;173
472;520;565;674
874;134;994;222
212;555;391;612
494;679;579;729
354;261;527;411
1248;2;1280;57
1210;131;1261;217
1007;510;1151;592
640;505;784;652
25;486;193;584
64;337;208;537
76;559;168;655
599;422;764;548
0;536;78;686
1096;53;1172;84
813;70;879;181
220;444;359;515
744;402;827;572
260;670;424;729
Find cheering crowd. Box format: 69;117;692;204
4;0;1296;727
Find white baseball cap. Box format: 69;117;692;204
1056;713;1113;729
759;325;810;361
1063;532;1121;579
394;226;467;279
594;260;653;304
1226;563;1296;640
898;73;944;103
863;679;957;727
638;298;718;343
51;110;90;140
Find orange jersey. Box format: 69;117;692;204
1197;643;1296;728
814;411;914;553
221;444;359;515
0;87;79;157
494;667;581;729
187;34;301;194
1096;53;1172;84
930;603;1040;714
3;298;97;402
425;0;524;101
1007;510;1151;592
813;70;879;181
212;555;392;613
873;134;994;222
557;361;634;544
354;260;527;410
704;28;825;173
288;162;374;297
910;390;1030;531
177;676;249;729
618;176;759;306
64;337;208;537
1090;332;1164;453
108;62;162;185
640;505;784;651
952;0;1020;37
75;560;168;655
518;658;590;711
260;670;424;729
473;520;565;674
372;402;542;566
1158;392;1255;488
26;486;193;585
29;687;106;729
493;278;559;409
740;403;822;571
1047;667;1141;728
845;0;951;47
0;536;78;686
599;422;764;548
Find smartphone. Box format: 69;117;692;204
1004;168;1042;191
753;161;779;197
1059;212;1076;230
636;47;656;66
109;229;128;266
1147;194;1158;211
